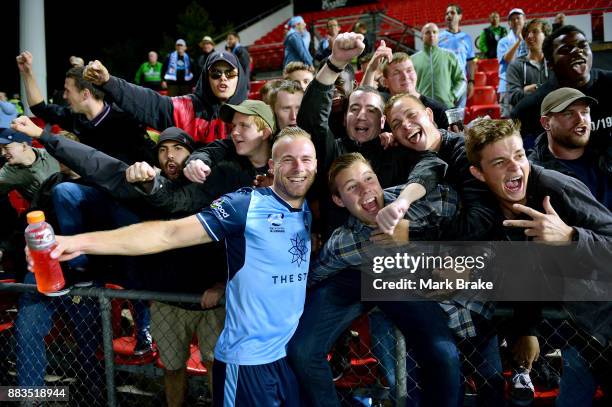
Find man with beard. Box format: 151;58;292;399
512;25;612;142
530;88;611;210
16;51;153;165
83;51;249;145
43;128;317;406
529;89;612;406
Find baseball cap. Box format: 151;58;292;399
0;128;32;145
175;39;187;46
155;127;195;152
200;36;214;45
220;100;276;133
207;51;239;71
508;8;525;19
540;87;598;116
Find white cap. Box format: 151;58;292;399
508;8;525;19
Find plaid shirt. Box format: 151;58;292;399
439;301;496;338
310;182;494;338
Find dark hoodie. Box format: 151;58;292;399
100;51;249;145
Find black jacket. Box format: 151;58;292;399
493;164;612;343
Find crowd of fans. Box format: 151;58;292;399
1;3;611;406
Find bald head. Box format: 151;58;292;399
422;23;439;47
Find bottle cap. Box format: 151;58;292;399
27;210;46;224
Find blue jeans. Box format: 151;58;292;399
457;314;504;407
52;182;150;343
556;347;596;407
288;270;462;407
370;310;503;407
15;272;103;394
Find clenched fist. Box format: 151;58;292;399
83;60;110;85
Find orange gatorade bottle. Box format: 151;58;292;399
25;211;66;295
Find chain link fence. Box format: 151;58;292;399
0;281;608;406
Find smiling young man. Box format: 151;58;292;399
380;93;498;240
512;25;612;141
44;128;317;407
529;87;611;210
361;45;450;128
0;129;60;200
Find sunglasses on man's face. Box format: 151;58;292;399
209;69;238;80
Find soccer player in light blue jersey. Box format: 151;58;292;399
44;127;318;406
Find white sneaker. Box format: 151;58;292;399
510;368;535;406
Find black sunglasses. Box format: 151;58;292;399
209;69;238;80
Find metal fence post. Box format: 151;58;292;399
394;327;407;405
99;293;117;407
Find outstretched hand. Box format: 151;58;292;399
503;196;575;243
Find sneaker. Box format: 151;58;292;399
133;331;153;356
510;368;535;406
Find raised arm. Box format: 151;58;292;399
84;60;175;130
12;116;138;200
297;32;365;172
360;41;393;87
16;51;44;107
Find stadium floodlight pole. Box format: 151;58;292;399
19;0;47;115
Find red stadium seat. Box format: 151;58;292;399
96;284;157;365
485;71;499;88
471;86;497;105
477;58;499;73
466;104;501;124
7;191;30;216
474;71;487;87
250;80;267;94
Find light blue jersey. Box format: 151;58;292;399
197;187;312;365
439;29;475;77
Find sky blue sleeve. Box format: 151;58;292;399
197;188;252;241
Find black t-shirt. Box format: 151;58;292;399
559;151;611;211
